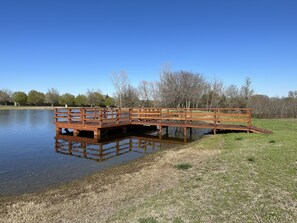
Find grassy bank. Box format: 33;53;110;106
1;119;296;222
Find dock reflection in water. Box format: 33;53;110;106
55;132;185;163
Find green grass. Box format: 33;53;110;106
108;119;297;222
138;217;158;223
175;163;192;170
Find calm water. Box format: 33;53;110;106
0;110;207;195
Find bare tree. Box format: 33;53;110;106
202;79;224;109
250;94;271;117
122;84;140;107
159;67;178;107
0;89;12;105
225;84;245;108
288;90;297;98
112;71;128;107
45;88;59;107
138;80;152;107
150;81;161;107
159;68;206;108
240;77;254;107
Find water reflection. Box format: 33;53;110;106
55;133;185;162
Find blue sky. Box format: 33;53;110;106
0;0;296;97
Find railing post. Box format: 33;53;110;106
247;109;252;132
54;108;58;123
68;108;71;124
82;108;86;124
79;108;82;123
129;108;132;123
138;108;141;121
217;109;220;124
167;108;169;122
214;109;217;125
99;108;103;126
184;108;188;124
116;108;120;124
213;109;217;135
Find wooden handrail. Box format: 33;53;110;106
54;107;252;128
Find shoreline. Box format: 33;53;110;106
0;106;54;110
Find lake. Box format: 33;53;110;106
0;109;207;195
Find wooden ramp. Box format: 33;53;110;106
249;126;273;134
54;107;272;141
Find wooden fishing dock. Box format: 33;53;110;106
54;107;271;142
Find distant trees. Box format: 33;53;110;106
0;89;12;105
105;95;115;107
0;88;115;108
201;79;224;109
112;71;129;107
59;93;75;106
27;90;45;105
112;71;141;107
159;69;206;108
225;85;242;108
121;84;140;107
45;88;59;107
288;91;297;98
2;70;297;119
87;90;104;107
12;91;28;106
75;94;87;106
138;81;153;107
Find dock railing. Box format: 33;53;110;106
55;107;251;129
130;107;251;127
54;107;130;127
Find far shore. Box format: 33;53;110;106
0;106;55;110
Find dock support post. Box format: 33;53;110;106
165;126;169;135
159;125;162;139
73;129;79;137
94;129;101;141
68;141;72;155
129;138;132;151
189;127;193;139
99;143;103;162
184;127;187;143
56;127;62;134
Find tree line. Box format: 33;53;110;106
111;69;297;119
0;89;115;107
1;69;297;118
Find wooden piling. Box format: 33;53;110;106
94;129;101;140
